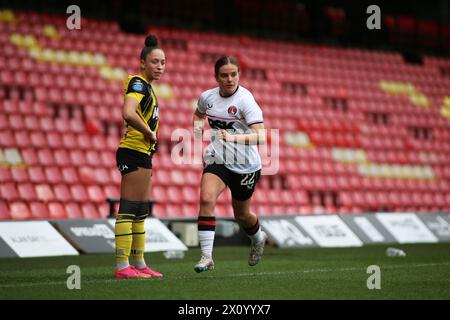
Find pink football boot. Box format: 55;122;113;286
135;266;163;278
115;266;151;279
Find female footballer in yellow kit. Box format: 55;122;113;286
114;35;165;279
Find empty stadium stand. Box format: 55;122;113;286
0;9;449;220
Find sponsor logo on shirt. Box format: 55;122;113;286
132;81;144;92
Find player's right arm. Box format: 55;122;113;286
193;94;207;138
123;95;156;144
193;109;206;138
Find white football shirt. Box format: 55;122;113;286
196;86;264;174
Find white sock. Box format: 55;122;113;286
133;259;146;269
198;230;215;258
116;261;129;270
249;227;265;244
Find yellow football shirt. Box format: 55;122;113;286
118;75;159;155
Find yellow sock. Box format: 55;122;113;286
114;213;135;268
131;216;146;266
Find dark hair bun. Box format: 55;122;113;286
145;35;158;47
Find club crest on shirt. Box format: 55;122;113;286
227;106;238;115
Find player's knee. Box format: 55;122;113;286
118;198;150;219
234;211;251;224
234;213;245;224
200;192;216;209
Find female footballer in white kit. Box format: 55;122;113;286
192;56;268;273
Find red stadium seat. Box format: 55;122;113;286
100;151;115;168
364;191;379;208
0;115;8;131
70;185;89;202
167;186;183;203
181;204;198;217
20;148;39;166
422;193;435;207
65;202;83;219
433;193;446;207
0;131;15;148
14;131;31;149
35;184;55;202
47;132;63;149
30;132;47;148
216;189;231;204
78;166;96;185
87;185;105;203
0;183;19;201
32;101;49;116
77;134;94;150
185;170;201;187
152;186;168;202
94;168;112;185
44;167;63;184
24;115;40;132
215;204;233;218
39;117;55;133
392;191;407;207
28;167;46;183
98;203;112;218
0;200;10;219
267;189;283;204
29;202;50;219
48;89;63;105
69;119;84;135
17;183;38;201
153;170;171;186
109;168;121;184
37;148;55;166
170;170;185;185
62;133;79;149
104;185;120;199
91;135;106;151
85;104;99;119
253;189;268;205
48;202;68;219
9;168;29;183
10;201;31;220
70;150;87;166
181;186;198;204
152;203;168;218
376;191;390;208
106;136;119;150
53;184;72;203
293;190;309;205
85;150;101;166
9;114;23;131
34;85;48;102
0;71;14;87
54;149;71;167
81;203;101;219
165;204;183;218
0;168;12;183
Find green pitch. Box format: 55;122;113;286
1;243;449;300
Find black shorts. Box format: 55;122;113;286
116;147;152;176
203;163;261;201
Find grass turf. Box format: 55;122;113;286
0;243;449;300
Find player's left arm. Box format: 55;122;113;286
220;93;265;145
220;123;266;145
